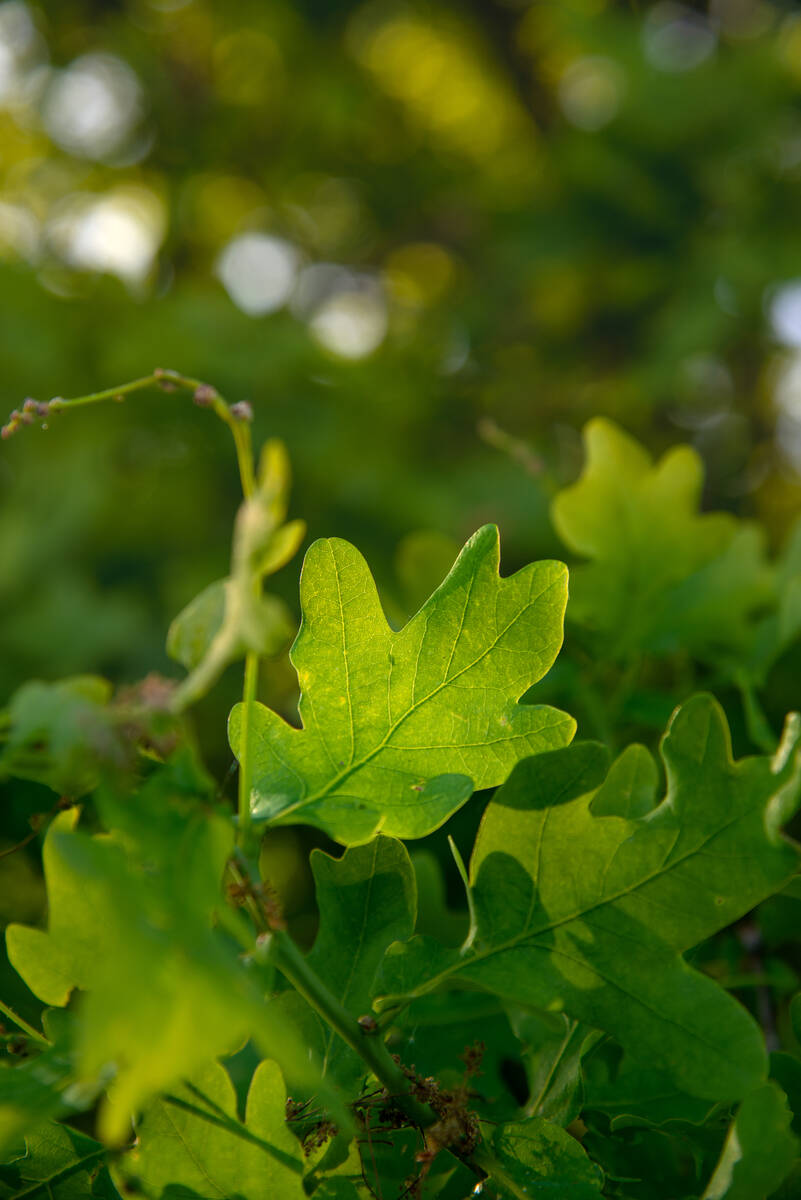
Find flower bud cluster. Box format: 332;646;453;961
1;398;51;439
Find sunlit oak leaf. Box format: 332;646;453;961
376;695;801;1103
230;523;573;844
114;1059;305;1200
551;419;773;661
5;785;334;1143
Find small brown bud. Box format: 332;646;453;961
358;1014;379;1034
1;424;13;439
193;383;217;407
230;400;253;422
22;398;37;413
36;401;50;417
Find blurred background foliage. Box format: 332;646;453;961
5;0;801;946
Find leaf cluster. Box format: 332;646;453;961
4;414;801;1199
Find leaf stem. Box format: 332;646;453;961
266;928;436;1131
237;652;260;852
265;927;519;1193
7;369;266;848
0;998;50;1045
5;368;256;502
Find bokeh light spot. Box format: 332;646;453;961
308;276;388;360
216;232;300;316
643;4;717;72
43;53;143;160
558;57;624;131
769;281;801;349
47;187;165;286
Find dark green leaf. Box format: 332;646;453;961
487;1116;604;1198
282;838;416;1091
378;696;801;1102
701;1082;797;1199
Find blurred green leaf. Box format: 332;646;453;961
5;768;329;1143
551;419;773;662
168;440;304;709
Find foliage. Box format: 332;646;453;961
230;523;573;843
5;378;801;1199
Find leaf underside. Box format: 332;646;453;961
230;523;574;844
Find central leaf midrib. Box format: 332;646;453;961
281;574;558;816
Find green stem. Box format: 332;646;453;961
232;420;256;500
0;998;50;1046
237;652;259;852
9;369;256;502
267;929;435;1130
265;927;520;1193
9;368;265;849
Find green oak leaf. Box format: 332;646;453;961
486;1116;604;1198
551;418;772;661
0;676;116;797
583;1041;718;1129
279;837;416;1093
168;439;305;710
230;523;574;844
584;1054;720;1135
5;769;331;1143
702;1082;798;1199
0;1010;103;1159
770;1052;801;1137
512;1012;601;1126
115;1059;304;1200
377;694;801;1103
0;1123;112;1199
